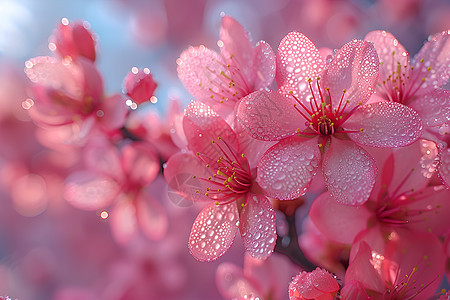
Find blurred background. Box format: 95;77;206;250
0;0;449;299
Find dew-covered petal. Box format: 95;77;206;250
121;142;160;187
164;152;213;205
216;262;260;299
276;32;323;98
239;194;276;259
257;136;321;200
322;40;379;110
322;138;376;206
237;90;304;141
364;30;409;81
253;40;276;90
110;196;138;245
413;30;450;91
340;280;371;300
289;268;339;300
309;191;372;244
135;192;168;241
177;46;241;104
408;89;450;128
183;101;239;166
345;101;423;148
64;171;119;210
189;202;239;261
219;16;253;81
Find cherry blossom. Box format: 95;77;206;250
177;15;276;119
164;101;277;261
123;67;158;105
237;32;423;206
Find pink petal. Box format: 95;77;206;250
52;20;97;61
64;171;119;210
340;280;370;300
189;202;239;261
97;93;127;131
110;196;138;245
252;41;276;90
405;186;450;236
135;192;168;241
387;140;435;197
438;147;450;188
309;191;372;244
183;101;239;164
123;69;158;104
216;262;260;299
322;138;376;206
408;89;450;128
345;101;423;148
276;32;323;98
257;136;321;200
121;142;160;187
383;229;446;299
364;30;409;82
322;40;379;110
163;152;213;205
345;241;385;294
219;16;254;82
77;57;103;102
177;46;241;104
239;194;277;259
237;90;304;141
24;56;83;100
83;138;123;181
289;268;339;300
413;30;450;91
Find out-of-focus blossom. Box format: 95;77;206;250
238;32;422;206
288;267;340;300
123;67;158;105
164;101;277;261
50;18;97;62
64;138;167;244
217;253;299;300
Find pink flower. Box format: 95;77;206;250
237;32;423;206
177;15;275;118
345;230;446;299
365;30;450;129
216;253;299;300
50;18;97;61
24;56;127;143
123;67;158;105
64;139;167;244
309;140;450;246
288;268;340;300
164;101;277;261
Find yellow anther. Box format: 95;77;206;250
241;203;245;207
206;164;210;168
208;176;212;180
196;152;200;156
215;201;220;205
206;188;210;191
192;175;197;178
422;78;426;82
289;90;294;94
343;89;346;93
205;192;209;196
427;67;431;71
195;190;199;194
392;51;396;55
241;153;245;157
420;58;424;63
360;128;364;131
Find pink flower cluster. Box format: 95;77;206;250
17;15;450;300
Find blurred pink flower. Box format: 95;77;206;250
123;67;158;105
164;101;276;261
238;32;422;206
177;15;275;119
24;56;127;144
50;18;97;62
64;139;167;244
288;267;340;300
216;253;299;300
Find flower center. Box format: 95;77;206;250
290;77;362;146
195;136;252;205
379;53;431;105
